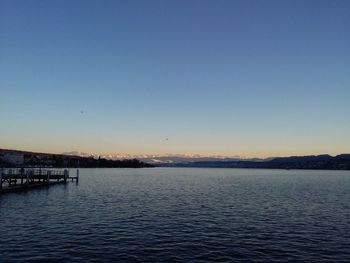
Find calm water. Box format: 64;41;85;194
1;168;350;262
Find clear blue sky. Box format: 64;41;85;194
1;0;349;157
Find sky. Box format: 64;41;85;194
0;0;349;158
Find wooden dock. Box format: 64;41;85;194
0;168;79;194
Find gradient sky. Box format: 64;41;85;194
1;0;349;157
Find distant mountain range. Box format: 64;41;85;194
59;151;350;170
61;151;271;164
2;148;350;170
155;154;350;170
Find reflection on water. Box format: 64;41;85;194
1;168;350;262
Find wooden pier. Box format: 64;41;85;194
0;168;79;194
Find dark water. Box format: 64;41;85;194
1;168;350;262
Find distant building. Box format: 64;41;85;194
0;152;24;165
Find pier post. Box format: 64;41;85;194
20;168;24;185
8;169;12;186
26;170;30;185
47;171;51;184
76;169;79;183
0;169;3;192
64;169;68;183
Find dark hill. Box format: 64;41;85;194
158;154;350;170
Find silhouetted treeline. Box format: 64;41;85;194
0;149;153;168
0;159;9;167
29;156;153;168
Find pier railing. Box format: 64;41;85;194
0;168;79;193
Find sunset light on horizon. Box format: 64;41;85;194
1;0;349;158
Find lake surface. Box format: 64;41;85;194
1;168;350;262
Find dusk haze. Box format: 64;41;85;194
1;0;349;158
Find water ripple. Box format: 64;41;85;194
1;168;350;262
